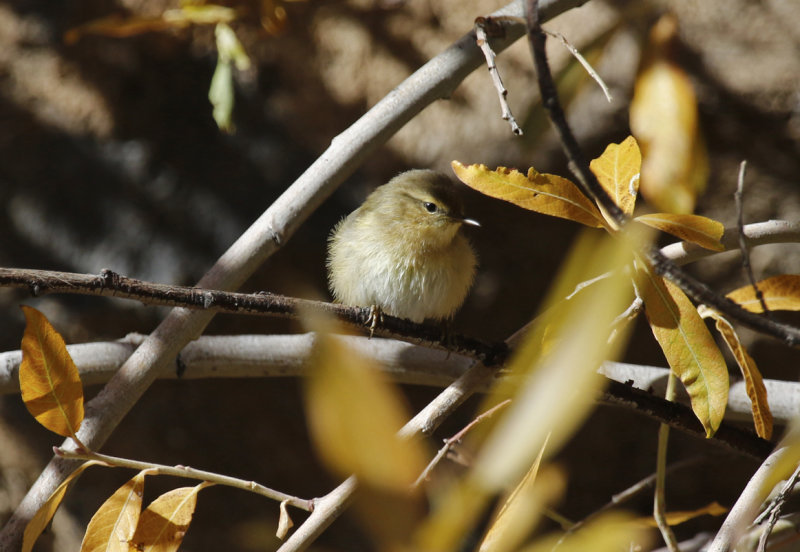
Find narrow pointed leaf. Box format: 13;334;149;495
19;305;84;438
23;461;100;552
452;161;605;228
698;306;772;439
305;329;426;492
639;501;727;527
130;482;212;552
479;447;562;552
726;275;800;313
635;264;729;436
589;136;641;216
635;213;724;251
80;470;148;552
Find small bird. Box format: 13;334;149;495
327;169;479;323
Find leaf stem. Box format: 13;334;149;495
654;373;680;552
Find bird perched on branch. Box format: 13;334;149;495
327;169;479;323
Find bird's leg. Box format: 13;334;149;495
367;305;384;338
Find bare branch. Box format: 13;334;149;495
544;28;613;102
0;267;506;365
475;17;523;135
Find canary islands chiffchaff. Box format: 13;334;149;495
326;169;479;323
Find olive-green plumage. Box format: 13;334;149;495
327;169;478;323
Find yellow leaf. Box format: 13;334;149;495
479;453;564;552
80;471;148;552
635;264;729;436
130;483;212;552
23;461;101;552
635;213;724;251
451;161;606;228
305;329;426;492
638;501;727;527
589;136;641;217
698;306;773;439
19;306;84;439
726;275;800;313
630;13;708;214
520;513;649;552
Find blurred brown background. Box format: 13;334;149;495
1;0;799;550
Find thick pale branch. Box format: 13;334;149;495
1;333;774;458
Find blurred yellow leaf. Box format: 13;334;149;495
589;136;641;217
130;483;212;552
80;470;148;552
635;213;724;251
305;330;426;492
164;5;237;25
475;230;635;490
451;161;606;228
520;512;649;552
635;264;729;436
19;305;84;439
261;0;289;34
415;478;489;552
639;501;727;527
417;230;639;552
630;13;708;214
64;5;237;44
726;275;800;313
698;306;772;440
23;461;101;552
479;454;564;552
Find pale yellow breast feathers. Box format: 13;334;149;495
326;169;478;323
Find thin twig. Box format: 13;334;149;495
554;456;705;547
735;160;770;316
55;447;313;511
654;374;680;552
0;267;507;366
543;28;612;102
475;17;523;135
754;463;800;552
524;0;800;348
413;399;512;487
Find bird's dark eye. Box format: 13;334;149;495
424;202;438;213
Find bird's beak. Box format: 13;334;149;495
461;217;481;228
